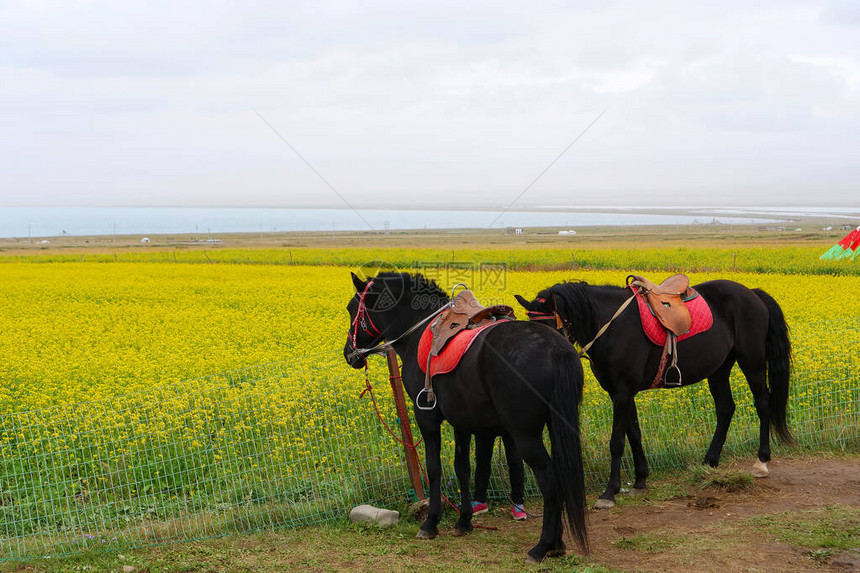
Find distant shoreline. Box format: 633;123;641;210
1;215;852;256
3;204;859;218
2;205;859;241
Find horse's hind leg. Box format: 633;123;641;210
626;399;649;493
452;428;474;536
737;356;771;477
501;432;525;507
515;434;563;563
704;359;736;467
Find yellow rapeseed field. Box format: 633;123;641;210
1;262;857;412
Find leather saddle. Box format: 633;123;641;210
417;289;515;410
429;290;515;356
628;274;696;336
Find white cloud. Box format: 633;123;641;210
0;0;858;208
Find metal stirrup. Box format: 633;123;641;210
415;388;437;411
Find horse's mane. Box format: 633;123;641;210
539;280;627;335
373;271;449;302
536;281;594;331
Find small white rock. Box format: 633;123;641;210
122;566;135;573
349;504;400;527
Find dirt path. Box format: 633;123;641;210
474;458;860;573
570;457;860;572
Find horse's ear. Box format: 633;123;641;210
514;294;530;309
351;272;365;292
550;289;565;316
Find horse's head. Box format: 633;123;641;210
343;271;413;368
514;291;561;331
516;281;595;344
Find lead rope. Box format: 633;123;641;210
359;364;497;530
359;364;424;450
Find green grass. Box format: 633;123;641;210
594;458;764;512
686;465;757;492
747;505;860;550
1;455;855;572
611;532;684;553
0;519;620;573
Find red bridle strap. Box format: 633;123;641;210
350;280;382;345
525;310;556;320
525;297;556;321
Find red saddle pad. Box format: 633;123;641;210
631;286;714;346
418;321;509;376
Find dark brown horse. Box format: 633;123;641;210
343;272;588;562
515;279;792;508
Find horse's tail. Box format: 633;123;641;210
549;346;589;553
752;288;794;445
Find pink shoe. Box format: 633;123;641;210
471;501;488;515
511;504;527;521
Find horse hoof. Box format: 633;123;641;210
547;540;566;557
751;459;769;478
594;498;616;509
526;545;547;564
415;529;437;540
629;487;648;496
525;553;543;564
452;527;472;537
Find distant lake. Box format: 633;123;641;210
0;206;844;239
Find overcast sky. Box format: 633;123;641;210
1;0;858;209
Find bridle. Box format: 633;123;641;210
525;297;569;337
524;297;556;320
349;280;383;344
347;280;386;367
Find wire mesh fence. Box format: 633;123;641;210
0;319;857;561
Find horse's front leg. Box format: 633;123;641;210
595;393;633;509
452;428;473;536
626;398;649;494
416;422;443;539
703;361;736;468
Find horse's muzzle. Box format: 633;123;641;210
343;344;367;369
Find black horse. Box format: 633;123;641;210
343;272;588;562
514;279;792;509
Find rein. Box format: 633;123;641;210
359;364;423;450
578;289;639;356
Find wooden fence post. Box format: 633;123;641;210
385;348;426;501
